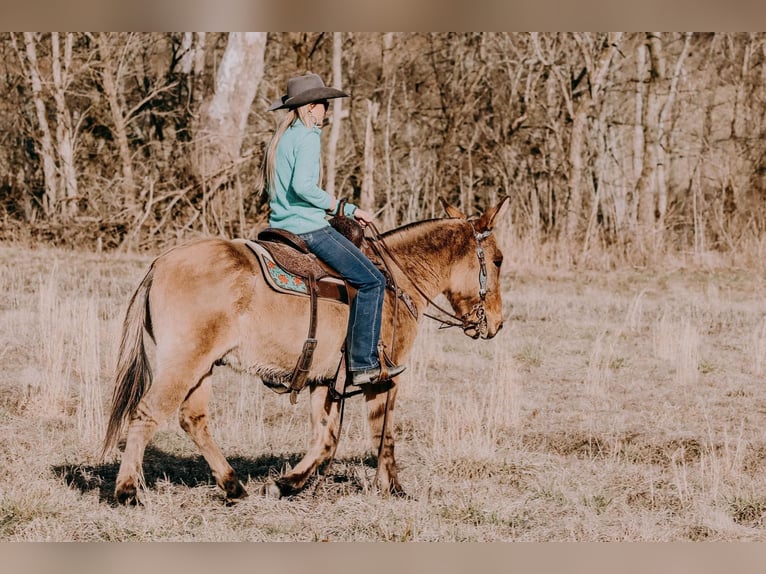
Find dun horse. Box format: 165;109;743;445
102;197;510;504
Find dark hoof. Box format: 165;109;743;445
224;480;248;504
390;487;411;500
224;496;246;507
258;476;303;499
376;481;410;499
115;483;141;506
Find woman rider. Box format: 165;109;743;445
259;72;405;386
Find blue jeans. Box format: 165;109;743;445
299;226;386;371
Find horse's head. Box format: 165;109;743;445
440;196;510;340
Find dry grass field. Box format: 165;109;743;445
2;239;766;541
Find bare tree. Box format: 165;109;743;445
13;33;59;217
50;32;79;218
656;32;692;223
635;32;692;251
566;32;623;244
325;32;347;198
381;32;397;227
361;98;379;210
192;32;267;236
194;32;267;191
180;32;207;110
96;33;138;204
1;32;764;257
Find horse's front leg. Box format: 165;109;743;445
262;383;340;498
365;383;405;497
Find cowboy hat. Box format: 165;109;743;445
268;73;348;111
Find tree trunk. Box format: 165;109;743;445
636;33;666;245
632;40;648;230
382;32;396;227
636;38;657;235
566;105;589;242
656;31;692;223
361;99;379;210
566;32;623;243
180;32;207;110
50;32;78;218
18;33;58;218
194;32;267;189
325;32;346;198
731;32;754;139
97;33;137;205
636;32;691;247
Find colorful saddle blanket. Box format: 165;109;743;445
240;239;350;304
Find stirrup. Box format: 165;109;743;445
350;363;406;387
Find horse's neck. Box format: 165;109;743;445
382;219;468;300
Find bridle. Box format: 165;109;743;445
461;220;491;337
367;218;493;338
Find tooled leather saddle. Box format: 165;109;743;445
246;228;352;303
241;204;416;403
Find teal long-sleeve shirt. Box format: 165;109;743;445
268;119;356;234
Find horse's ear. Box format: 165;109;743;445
439;197;467;219
476;195;511;231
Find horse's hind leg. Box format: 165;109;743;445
366;384;405;496
114;359;217;504
114;371;193;504
264;384;340;498
178;377;247;502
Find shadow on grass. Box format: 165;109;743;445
52;447;379;505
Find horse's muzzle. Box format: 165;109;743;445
464;320;502;340
483;321;503;340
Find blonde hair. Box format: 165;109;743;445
257;104;321;198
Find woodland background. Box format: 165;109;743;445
5;32;766;542
1;32;765;266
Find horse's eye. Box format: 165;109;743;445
493;257;503;268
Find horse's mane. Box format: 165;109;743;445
381;217;469;246
380;217;448;243
380;217;443;239
377;217;474;274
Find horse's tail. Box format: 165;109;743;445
101;265;155;460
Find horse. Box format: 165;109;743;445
102;196;510;504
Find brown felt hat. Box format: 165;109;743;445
268;73;348;111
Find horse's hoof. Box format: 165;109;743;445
115;483;141;506
390;487;411;500
259;480;283;499
224;495;246;507
224;489;248;506
223;479;248;502
376;481;410;499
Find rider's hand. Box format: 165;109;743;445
353;208;374;228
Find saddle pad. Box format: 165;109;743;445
240;239;350;303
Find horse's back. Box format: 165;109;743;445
156;238;257;277
148;239;259;355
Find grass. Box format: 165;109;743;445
2;243;766;540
